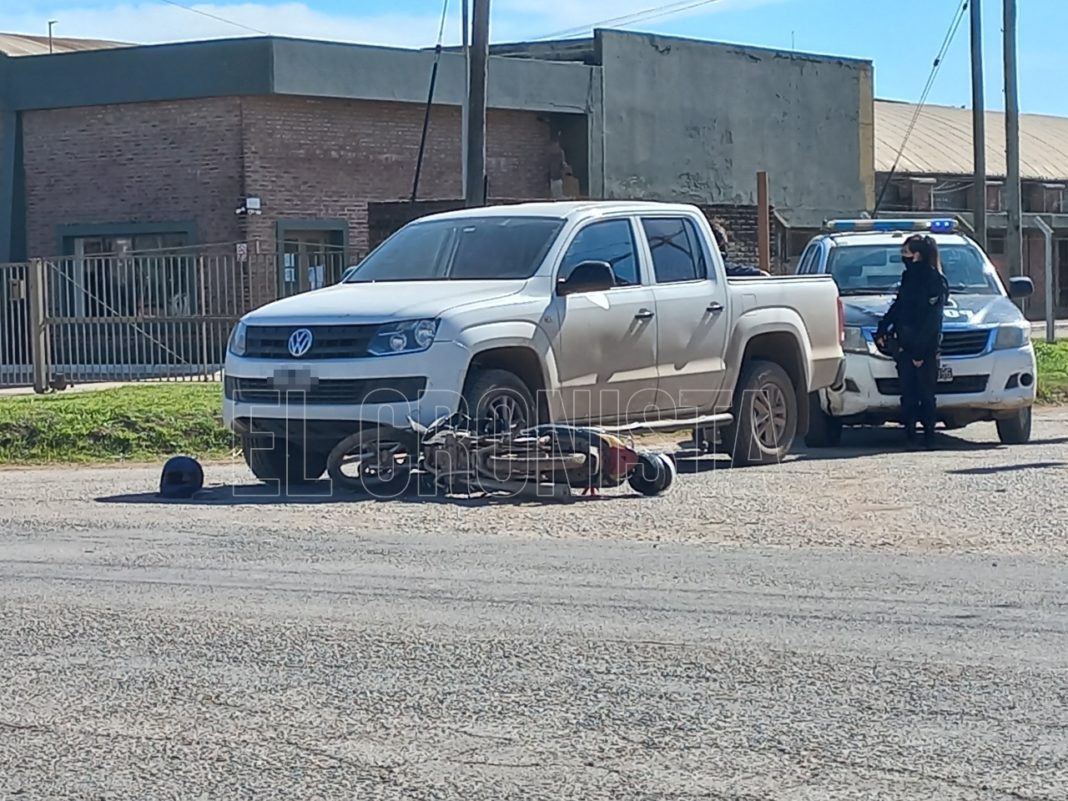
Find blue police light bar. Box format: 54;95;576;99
823;218;957;234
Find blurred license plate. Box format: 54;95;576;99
273;368;316;390
937;364;953;383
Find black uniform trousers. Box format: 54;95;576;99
895;353;938;434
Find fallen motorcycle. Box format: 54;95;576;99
325;414;676;500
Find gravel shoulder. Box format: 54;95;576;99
2;408;1066;557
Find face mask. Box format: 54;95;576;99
901;256;914;266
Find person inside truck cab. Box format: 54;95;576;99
874;234;950;449
709;220;768;277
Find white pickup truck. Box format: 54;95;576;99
223;201;844;484
795;218;1037;446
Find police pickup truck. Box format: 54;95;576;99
794;218;1037;446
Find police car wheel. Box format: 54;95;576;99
996;406;1032;445
242;435;328;486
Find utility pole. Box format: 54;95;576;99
970;0;987;250
464;0;489;207
461;0;470;194
48;20;57;53
1003;0;1023;278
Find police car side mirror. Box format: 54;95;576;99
1008;276;1034;300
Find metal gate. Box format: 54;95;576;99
0;245;362;390
0;262;32;388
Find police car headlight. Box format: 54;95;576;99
368;319;439;356
994;323;1029;350
842;326;868;354
228;321;248;356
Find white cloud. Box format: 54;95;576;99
1;0;786;48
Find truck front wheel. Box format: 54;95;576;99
804;391;843;448
724;360;799;467
242;435;329;486
462;368;536;434
996;406;1032;445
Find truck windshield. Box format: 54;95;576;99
344;216;564;282
828;243;1001;296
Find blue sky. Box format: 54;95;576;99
6;0;1066;115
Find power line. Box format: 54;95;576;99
873;0;970;214
158;0;269;35
435;0;450;45
533;0;724;42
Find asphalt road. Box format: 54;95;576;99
1;412;1067;800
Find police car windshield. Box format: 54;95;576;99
828;243;1000;296
344;216;564;282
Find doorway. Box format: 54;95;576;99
277;221;349;297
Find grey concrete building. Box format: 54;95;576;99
493;30;875;243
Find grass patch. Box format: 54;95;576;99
0;383;233;465
1035;339;1068;404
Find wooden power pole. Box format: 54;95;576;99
464;0;490;207
970;0;987;250
1003;0;1023;277
461;0;470;193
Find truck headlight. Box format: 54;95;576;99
368;319;439;356
842;326;868;354
228;321;248;356
994;324;1029;350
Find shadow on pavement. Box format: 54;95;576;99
672;426;1007;471
946;461;1067;476
96;481;643;508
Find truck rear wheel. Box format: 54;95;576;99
723;359;798;467
242;435;329;487
462;368;536;434
804;392;843;448
996;406;1032;445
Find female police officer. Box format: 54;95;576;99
874;234;950;449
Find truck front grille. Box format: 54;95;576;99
940;329;991;357
244;324;379;359
225;376;426;405
876;375;989;396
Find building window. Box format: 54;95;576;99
987;235;1006;256
62;232;193;318
986;183;1005;212
931;181;970;212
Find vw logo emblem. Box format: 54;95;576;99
287;328;314;358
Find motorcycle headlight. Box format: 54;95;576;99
842;326;868;354
994;324;1030;350
368;319;439;356
228;321;248;356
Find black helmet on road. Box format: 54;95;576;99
159;455;204;499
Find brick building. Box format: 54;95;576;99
1;37;592;297
875;100;1068;319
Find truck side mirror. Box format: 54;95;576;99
1008;276;1034;300
557;261;615;296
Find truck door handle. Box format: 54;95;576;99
634;309;655;320
707;302;724;313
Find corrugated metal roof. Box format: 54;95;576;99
876;99;1068;182
0;32;128;57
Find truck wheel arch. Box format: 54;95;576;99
730;328;811;438
464;345;551;423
